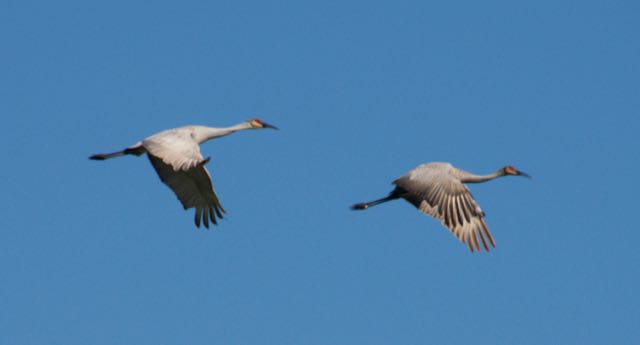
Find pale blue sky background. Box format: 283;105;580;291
1;0;639;344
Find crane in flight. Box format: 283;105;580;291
90;118;278;228
351;162;530;252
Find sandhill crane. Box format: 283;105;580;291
351;162;530;252
90;118;278;228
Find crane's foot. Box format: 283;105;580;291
350;203;369;210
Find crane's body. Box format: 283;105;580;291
90;118;277;228
352;162;530;252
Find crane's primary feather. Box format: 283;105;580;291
148;154;225;228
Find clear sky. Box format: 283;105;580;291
1;0;638;344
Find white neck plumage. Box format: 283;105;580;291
195;122;253;144
460;170;506;183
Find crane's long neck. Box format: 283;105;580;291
460;169;506;183
195;122;252;144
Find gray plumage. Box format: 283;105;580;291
352;162;530;252
90;118;278;228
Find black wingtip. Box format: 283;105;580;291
213;204;225;219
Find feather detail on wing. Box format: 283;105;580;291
148;154;226;228
394;170;496;252
142;132;204;171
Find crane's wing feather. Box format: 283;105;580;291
394;168;496;252
143;132;204;171
148;154;226;228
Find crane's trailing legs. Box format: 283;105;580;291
351;189;404;210
89;145;145;160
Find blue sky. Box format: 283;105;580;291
1;0;638;344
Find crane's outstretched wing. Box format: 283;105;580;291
148;154;225;228
394;170;496;252
143;132;205;171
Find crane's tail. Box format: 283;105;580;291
89;146;145;160
351;193;401;210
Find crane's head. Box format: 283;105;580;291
503;165;531;178
248;118;279;130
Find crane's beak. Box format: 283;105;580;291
516;170;532;179
261;121;279;130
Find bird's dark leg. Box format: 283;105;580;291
351;189;403;210
89;150;126;160
90;145;145;160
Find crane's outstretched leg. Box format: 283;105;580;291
89;145;145;160
351;189;403;210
